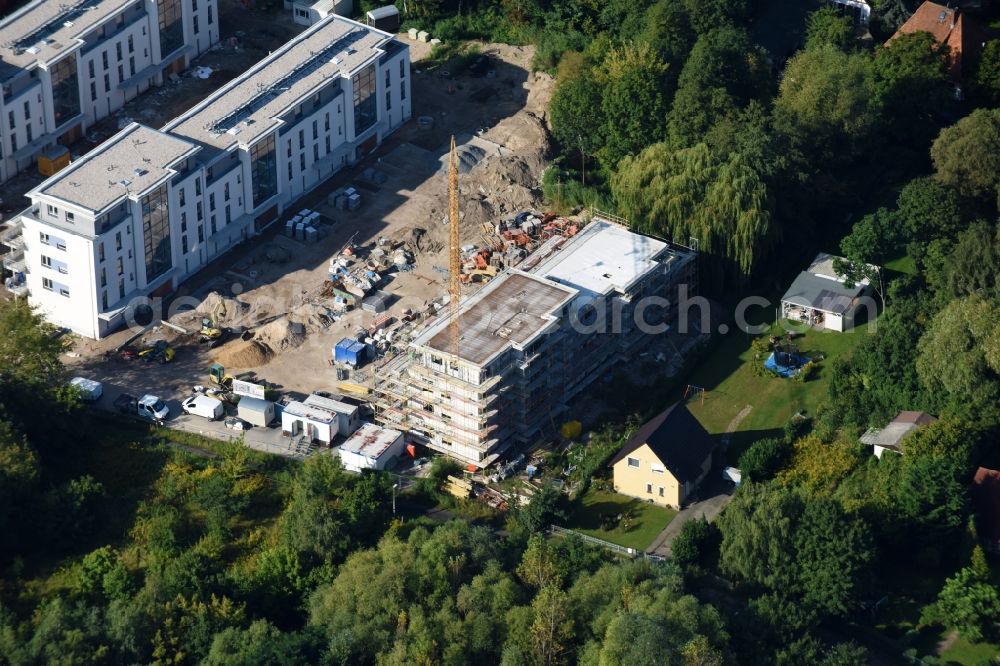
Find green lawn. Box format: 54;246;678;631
685;319;870;462
885;253;917;276
939;633;1000;664
565;489;676;551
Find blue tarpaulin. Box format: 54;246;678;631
764;352;810;378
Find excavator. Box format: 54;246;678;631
199;297;227;343
209;362;234;389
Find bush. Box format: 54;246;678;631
796;360;819;382
738;438;793;482
541;166;611;214
671;517;721;569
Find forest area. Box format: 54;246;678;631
2;0;1000;662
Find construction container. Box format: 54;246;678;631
361;290;390;313
366;5;400;32
336;366;349;381
237;396;276;427
332;288;358;307
305;226;318;243
334;337;368;366
38;145;70;176
284;219;295;237
348;193;361;211
295;222;306;239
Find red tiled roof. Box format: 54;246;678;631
893;1;958;42
887;1;985;80
972;467;1000;543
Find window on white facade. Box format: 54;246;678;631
66;212;74;222
47;204;58;217
42;277;53;291
40;232;50;245
41;255;52;268
627;457;639;468
60;287;69;297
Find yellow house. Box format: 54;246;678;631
611;403;715;509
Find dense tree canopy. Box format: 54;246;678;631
930;108;1000;204
612;141;775;285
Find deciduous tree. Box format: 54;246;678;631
931;109;1000;204
804;7;855;52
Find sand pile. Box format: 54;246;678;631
195;292;246;326
471;153;539;191
254;316;305;351
214;339;272;368
461;197;495;229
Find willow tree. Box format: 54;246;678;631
611;141;775;287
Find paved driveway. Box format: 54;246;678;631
647;479;734;556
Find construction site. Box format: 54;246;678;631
52;37;703;469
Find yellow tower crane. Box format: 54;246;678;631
448;136;461;356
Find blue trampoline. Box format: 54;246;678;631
764;351;810;378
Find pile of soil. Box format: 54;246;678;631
254;316;305;351
195;292;245;326
214;339;272;368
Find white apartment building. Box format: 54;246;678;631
0;0;219;183
4;16;410;339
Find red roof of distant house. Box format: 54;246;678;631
887;1;985;80
972;467;1000;543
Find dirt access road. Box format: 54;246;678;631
65;40;556;419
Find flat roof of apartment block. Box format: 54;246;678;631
36;123;198;212
165;16;391;151
413;271;577;367
0;0;134;76
529;219;672;297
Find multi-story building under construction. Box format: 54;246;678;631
372;217;698;467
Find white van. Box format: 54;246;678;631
68;377;103;402
182;394;224;421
